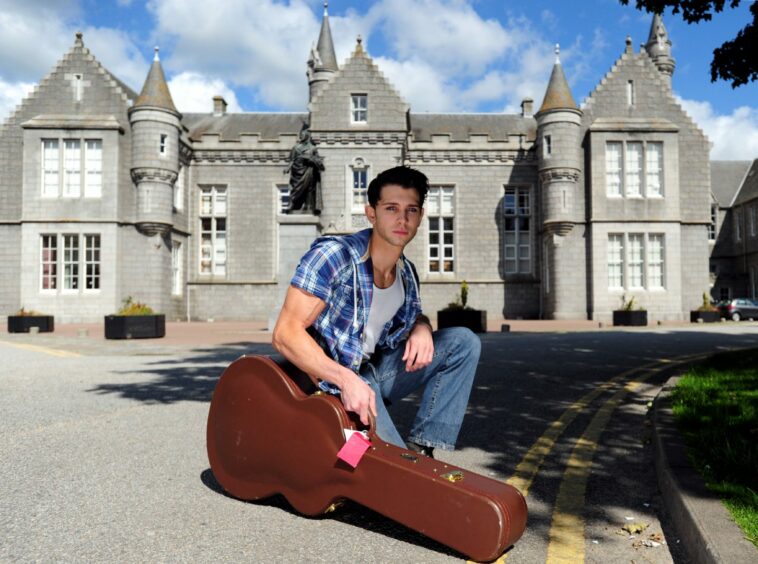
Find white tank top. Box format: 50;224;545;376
362;273;405;357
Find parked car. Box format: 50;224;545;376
717;298;758;321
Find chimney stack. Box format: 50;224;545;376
213;95;227;116
521;98;533;118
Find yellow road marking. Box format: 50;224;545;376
544;354;708;564
0;340;81;358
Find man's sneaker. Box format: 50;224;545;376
405;441;435;459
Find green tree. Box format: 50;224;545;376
620;0;758;87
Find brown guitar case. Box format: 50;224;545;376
207;355;527;562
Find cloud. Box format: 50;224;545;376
373;57;456;112
678;97;758;160
0;0;148;93
0;79;35;122
168;72;242;113
366;0;517;78
147;0;319;110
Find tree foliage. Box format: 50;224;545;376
620;0;758;87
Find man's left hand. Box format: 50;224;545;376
402;321;434;372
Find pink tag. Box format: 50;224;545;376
337;432;371;468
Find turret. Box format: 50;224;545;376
535;45;582;237
644;13;676;89
128;47;181;235
308;2;339;102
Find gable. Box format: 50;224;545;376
309;47;408;131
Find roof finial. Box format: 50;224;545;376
75;31;84;47
625;35;633;54
324;1;328;16
554;43;560;64
355;34;364;54
154;46;160;62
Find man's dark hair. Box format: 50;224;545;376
367;166;429;208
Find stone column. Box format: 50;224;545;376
268;214;322;330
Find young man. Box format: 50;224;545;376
272;166;479;457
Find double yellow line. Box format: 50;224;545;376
487;353;705;564
0;340;81;357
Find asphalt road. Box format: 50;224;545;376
2;323;758;563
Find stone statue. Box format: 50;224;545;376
284;124;324;214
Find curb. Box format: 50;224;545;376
652;376;757;563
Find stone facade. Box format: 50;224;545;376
0;14;740;324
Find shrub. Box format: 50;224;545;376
116;296;155;316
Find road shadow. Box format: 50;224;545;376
89;328;758;524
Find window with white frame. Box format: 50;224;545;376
543;134;552;157
84;234;100;290
173;166;184;210
427;186;455;273
351;94;367;123
199;186;227;276
172;240;183;295
627;80;635;106
159;134;167;155
40;233;100;292
607;234;624;289
42;140;60;198
84;140;102;198
607;233;665;290
708;204;718;241
503;187;531;274
41;235;58;290
63;140;81;197
41;137;103;198
605;141;664;198
647;234;664;289
606;142;622;197
628;234;645;288
277;184;290;213
351;158;369;209
62;234;80;290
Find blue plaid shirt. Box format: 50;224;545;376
291;228;423;386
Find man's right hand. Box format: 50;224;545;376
339;372;377;426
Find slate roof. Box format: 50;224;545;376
710;160;751;206
182;113;308;141
134;56;178;114
409;113;536;142
733;159;758;206
538;62;577;113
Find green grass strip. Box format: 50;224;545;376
671;348;758;549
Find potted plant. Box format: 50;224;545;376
7;307;54;333
437;280;487;333
104;297;165;339
690;292;721;323
612;294;647;327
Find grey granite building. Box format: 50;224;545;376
2;11;748;324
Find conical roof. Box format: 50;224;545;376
538;48;577;113
316;3;339;71
645;13;672;58
134;48;179;114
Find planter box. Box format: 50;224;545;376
437;309;487;333
104;314;165;339
690;310;721;323
7;315;54;333
613;310;648;327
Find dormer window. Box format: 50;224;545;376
351;94;367;123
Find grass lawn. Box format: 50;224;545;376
671;348;758;548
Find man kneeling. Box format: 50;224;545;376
272;166;480;457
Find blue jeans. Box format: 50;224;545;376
360;326;480;451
